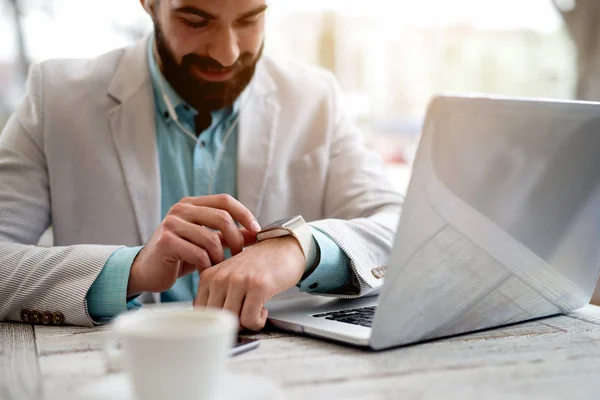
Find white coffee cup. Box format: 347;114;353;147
104;307;238;400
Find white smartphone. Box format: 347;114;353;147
229;337;260;356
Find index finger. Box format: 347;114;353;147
181;195;261;234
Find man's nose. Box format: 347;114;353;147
207;26;240;67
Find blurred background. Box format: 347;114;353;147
1;0;599;194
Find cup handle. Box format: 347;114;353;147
103;331;123;373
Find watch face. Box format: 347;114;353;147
260;216;303;231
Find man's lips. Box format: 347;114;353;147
191;65;235;82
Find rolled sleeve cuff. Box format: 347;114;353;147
86;246;144;322
299;228;352;294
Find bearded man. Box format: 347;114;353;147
0;0;402;329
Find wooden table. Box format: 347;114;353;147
3;304;600;400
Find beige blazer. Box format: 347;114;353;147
0;36;403;326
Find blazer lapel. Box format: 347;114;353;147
237;61;280;221
107;36;161;243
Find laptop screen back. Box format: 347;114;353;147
371;96;600;349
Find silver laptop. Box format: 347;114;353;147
266;95;600;350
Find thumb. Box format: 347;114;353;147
178;261;201;277
217;228;258;248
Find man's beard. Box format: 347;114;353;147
154;22;263;112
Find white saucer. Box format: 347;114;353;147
72;371;286;400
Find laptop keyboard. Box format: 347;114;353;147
312;306;376;327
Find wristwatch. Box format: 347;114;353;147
256;215;319;278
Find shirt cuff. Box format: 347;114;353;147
298;228;353;293
86;246;143;322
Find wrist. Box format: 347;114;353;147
256;216;317;273
262;236;306;275
127;251;146;297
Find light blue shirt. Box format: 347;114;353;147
86;38;353;321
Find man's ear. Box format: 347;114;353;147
143;0;155;15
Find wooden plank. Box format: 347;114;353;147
41;351;107;400
283;356;600;400
35;325;109;357
0;323;42;400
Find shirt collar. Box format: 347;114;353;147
147;36;244;122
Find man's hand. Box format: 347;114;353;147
193;236;306;331
127;195;261;297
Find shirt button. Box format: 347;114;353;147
20;309;32;323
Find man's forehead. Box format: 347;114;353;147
169;0;267;18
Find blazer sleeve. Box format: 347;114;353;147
0;63;121;327
309;73;405;298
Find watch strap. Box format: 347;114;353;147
290;222;318;274
256;216;318;273
300;236;321;281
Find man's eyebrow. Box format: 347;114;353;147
238;5;268;20
172;6;217;20
171;4;268;21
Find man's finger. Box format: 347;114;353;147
169;217;226;264
194;284;209;307
217;228;257;252
223;284;246;318
165;234;212;270
180;195;261;234
239;290;269;331
206;272;228;308
206;286;227;309
179;261;202;278
170;206;243;258
240;229;258;246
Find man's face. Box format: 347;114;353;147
147;0;267;112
